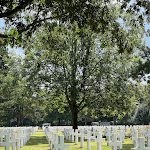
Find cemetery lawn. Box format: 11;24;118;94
0;129;134;150
65;138;134;150
21;129;134;150
20;129;50;150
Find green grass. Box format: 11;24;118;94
0;129;50;150
0;129;136;150
65;138;134;150
20;129;50;150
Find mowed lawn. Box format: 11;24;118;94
0;129;135;150
20;129;50;150
64;138;134;150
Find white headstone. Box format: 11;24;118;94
145;129;150;147
52;133;59;150
131;137;150;150
85;130;96;150
132;131;138;147
108;133;122;150
70;129;74;142
16;130;21;150
78;130;84;148
0;131;16;150
53;135;70;150
106;129;112;142
95;131;105;150
75;129;78;145
117;130;125;149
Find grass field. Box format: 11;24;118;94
0;129;135;150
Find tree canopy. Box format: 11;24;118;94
0;0;149;53
21;13;144;128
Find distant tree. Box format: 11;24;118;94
133;106;150;125
131;48;150;84
0;52;43;126
44;108;72;125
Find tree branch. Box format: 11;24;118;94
78;104;86;112
80;39;90;91
0;33;10;38
78;97;85;108
0;0;34;18
62;61;71;105
24;16;58;32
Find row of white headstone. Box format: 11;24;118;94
43;127;70;150
0;126;38;150
43;125;150;150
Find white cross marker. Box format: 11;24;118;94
70;129;74;142
16;130;21;150
20;130;25;147
95;131;105;150
86;131;92;150
85;131;95;150
131;137;150;150
106;129;112;142
0;131;15;150
75;129;78;145
117;130;125;149
52;133;59;150
78;130;84;148
108;133;122;150
11;131;16;150
145;129;150;147
132;131;138;147
53;135;70;150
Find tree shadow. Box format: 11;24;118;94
64;139;74;143
25;136;48;145
122;144;134;150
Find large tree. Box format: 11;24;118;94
22;14;143;129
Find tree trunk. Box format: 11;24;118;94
113;115;117;125
85;115;87;125
58;118;61;125
21;107;24;126
71;106;78;130
17;116;20;127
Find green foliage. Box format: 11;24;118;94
44;108;72;125
0;0;149;52
0;0;148;128
0;52;43;126
131;47;150;84
133;106;150;125
22;17;143;128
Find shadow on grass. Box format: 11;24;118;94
64;139;74;143
122;144;134;150
25;136;48;145
65;138;88;143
